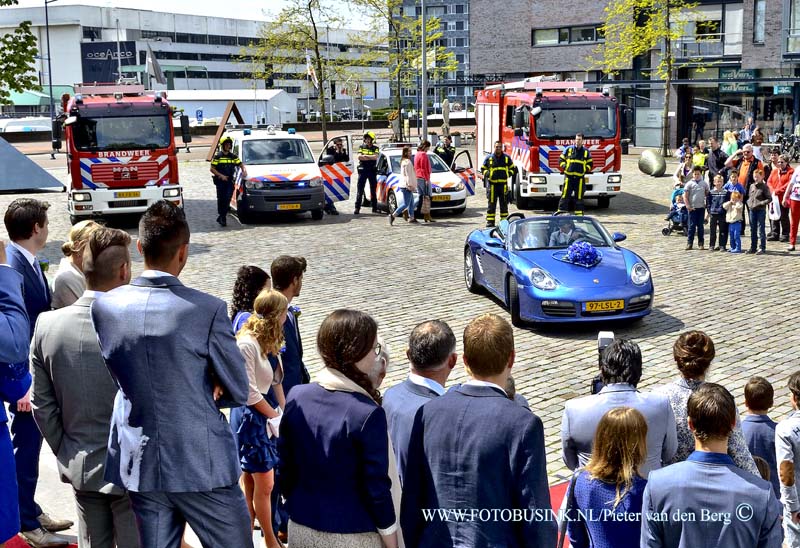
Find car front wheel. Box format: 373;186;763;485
464;248;482;294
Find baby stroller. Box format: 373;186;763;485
662;204;688;236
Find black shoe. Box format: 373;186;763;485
354;209;360;215
746;249;756;254
781;237;789;243
768;236;780;242
756;249;765;255
389;214;395;226
685;245;693;251
216;216;226;227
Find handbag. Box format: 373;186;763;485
557;468;591;548
769;194;782;221
421;195;432;215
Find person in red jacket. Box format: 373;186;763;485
767;153;793;242
414;141;435;223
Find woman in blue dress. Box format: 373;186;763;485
236;289;287;548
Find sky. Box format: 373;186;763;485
13;0;364;27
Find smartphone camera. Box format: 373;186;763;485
591;331;615;394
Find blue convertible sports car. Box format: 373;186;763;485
464;214;654;326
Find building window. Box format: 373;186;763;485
455;37;465;47
753;0;765;43
455;21;464;31
456;54;465;63
83;26;102;40
455;4;464;13
570;26;596;42
533;28;559;46
559;28;570;43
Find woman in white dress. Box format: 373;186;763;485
52;220;100;308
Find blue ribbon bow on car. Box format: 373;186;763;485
556;241;602;268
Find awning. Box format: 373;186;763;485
6;86;75;106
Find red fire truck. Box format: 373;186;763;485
58;83;190;224
475;79;624;210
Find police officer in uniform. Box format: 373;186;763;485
210;136;247;226
480;141;517;227
557;132;593;215
434;135;456;168
355;131;380;214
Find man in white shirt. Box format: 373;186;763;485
549;218;580;247
382;320;457;483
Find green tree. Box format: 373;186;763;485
595;0;699;155
246;0;347;143
349;0;458;140
0;0;40;105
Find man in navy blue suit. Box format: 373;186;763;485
0;241;35;546
383;320;457;484
270;255;310;396
4;199;73;547
401;313;557;548
642;383;782;547
91;201;252;548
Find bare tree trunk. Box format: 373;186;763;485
661;78;671;157
308;2;328;143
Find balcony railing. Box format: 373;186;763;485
674;32;742;59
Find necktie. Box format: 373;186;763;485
33;258;47;294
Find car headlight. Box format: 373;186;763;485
308;176;323;188
72;192;92;202
455;182;464;192
244;179;265;190
631;263;651;285
530;267;558;290
607;174;622;183
162;188;181;198
531;176;547;184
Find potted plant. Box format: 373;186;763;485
451;130;462;147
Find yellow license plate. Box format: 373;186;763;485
277;203;302;210
432;195;450;201
584;300;624;312
114;191;141;198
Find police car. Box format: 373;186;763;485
223;126;325;223
374;144;474;215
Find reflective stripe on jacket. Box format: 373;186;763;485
559;146;593;178
481;153;517;183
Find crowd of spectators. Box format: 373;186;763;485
1;198;798;548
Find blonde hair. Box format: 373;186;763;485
723;130;735;144
61;220;100;257
585;407;648;510
731;190;743;201
238;289;288;357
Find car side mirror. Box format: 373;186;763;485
485;238;503;248
612;232;626;242
179;115;192;144
320;154;335;165
454;166;465;173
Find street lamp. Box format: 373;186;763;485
44;0;59;159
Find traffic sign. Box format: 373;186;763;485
196;109;203;123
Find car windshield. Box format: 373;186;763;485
389;152;450;174
242;139;314;165
535;106;617;139
72;115;171;151
509;217;613;250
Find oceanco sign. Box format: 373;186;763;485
85;49;135;61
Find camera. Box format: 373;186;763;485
590;331;615;394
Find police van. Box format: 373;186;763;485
223;126;326;223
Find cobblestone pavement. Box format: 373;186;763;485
5;153;798;541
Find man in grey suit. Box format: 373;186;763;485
561;338;677;476
642;383;782;547
90;201;252;548
31;227;138;548
383;320;457;483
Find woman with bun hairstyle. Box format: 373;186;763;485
655;330;759;474
52;220;100;308
235;288;287;548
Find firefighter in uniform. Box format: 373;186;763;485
557;132;592;215
481;141;517;227
434;135;456;168
210;135;247;227
355;131;380;214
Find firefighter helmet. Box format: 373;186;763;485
220;136;233;147
364;131;376;141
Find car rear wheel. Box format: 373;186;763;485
387;191;398;214
311;209;324;220
597;197;611;208
464;248;482;294
507;275;524;327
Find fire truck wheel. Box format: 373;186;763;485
311;209;324;220
597;197;611;209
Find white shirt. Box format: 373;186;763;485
408;372;445;396
81;289;104;300
464;379;507;396
141;269;174;278
8;241;36;267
